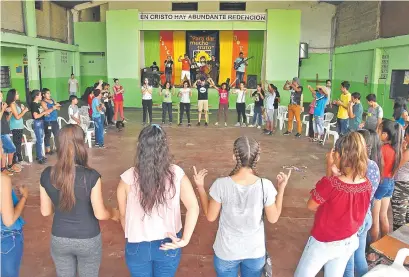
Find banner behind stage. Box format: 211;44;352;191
186;31;219;61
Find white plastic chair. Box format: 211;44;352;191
57;116;69;129
246;103;255;124
322;112;338;146
302;114;310;136
80;115;95;148
21;134;34;163
24;119;46;156
363;248;409;276
277;106;288;130
79;106;90;117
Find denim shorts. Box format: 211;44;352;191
374;178;395;200
1;134;16;154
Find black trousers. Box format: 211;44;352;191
12;129;23;163
142;99;153;124
179;103;191;124
104;101;114;124
236;103;246;124
44;121;59;150
308;114;314;138
162;102;173;123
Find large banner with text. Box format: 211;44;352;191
186;31;219;63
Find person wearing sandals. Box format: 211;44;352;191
193;136;291;277
307;85;328;144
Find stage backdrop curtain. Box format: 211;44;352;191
144;31;160;69
173;31;186;85
219;31;234;84
247;31;264;83
159;31;174;84
231;31;249;84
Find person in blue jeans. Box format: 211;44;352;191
41;88;61;154
30;90;55;164
248;84;265;129
342;130;381;277
1;166;28;277
117;125;200;277
92;89;105;148
193;136;291;277
307;85;328;144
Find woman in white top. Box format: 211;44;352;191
117;125;199;277
178;81;192;127
232;81;248;127
193;136;291;277
141;78;153;125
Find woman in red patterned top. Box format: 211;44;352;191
294;132;372;277
113;78;125;122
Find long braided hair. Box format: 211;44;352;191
229;137;261;176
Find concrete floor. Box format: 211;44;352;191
13;107;332;277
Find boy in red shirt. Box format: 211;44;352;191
178;54;191;84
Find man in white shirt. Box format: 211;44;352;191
68;74;79;96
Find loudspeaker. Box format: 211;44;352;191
247;75;257;89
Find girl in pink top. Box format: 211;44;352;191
116;125;199;277
113;78;124;122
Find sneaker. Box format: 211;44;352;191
162;122;165;124
224;122;228;127
1;168;13;176
97;144;106;149
267;131;273;136
257;126;261;129
169;122;172;126
205;122;208;127
241;123;247;127
197;122;201;126
295;133;301;138
283;131;291;135
36;156;47;161
38;158;46;165
178;123;182;126
248;125;254;128
8;164;22;173
318;139;324;145
188;123;192;127
215;122;219;126
45;150;54;155
234;122;241;127
20;161;30;166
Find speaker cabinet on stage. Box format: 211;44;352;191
247;75;257;89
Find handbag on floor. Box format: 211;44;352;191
261;179;273;277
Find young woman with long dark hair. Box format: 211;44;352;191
1;141;28;277
178;80;192;127
295;132;371;277
102;82;114;125
371;120;403;242
160;81;174;125
193;136;291;277
117;125;199;277
248;84;265;129
141;78;153;125
113;78;125;122
39;124;118;277
41;88;61;154
31;90;54;164
393;97;408;128
6;89;29;165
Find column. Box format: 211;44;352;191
23;0;37;37
73;51;81;90
371;48;382;103
27;46;40;90
265;9;301;105
106;9;140;107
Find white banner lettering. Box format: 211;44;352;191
139;13;266;22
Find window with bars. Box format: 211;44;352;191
0;66;11;88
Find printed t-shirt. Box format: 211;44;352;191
218;89;229;105
197;84;209;101
313;91;328;117
252;91;265;107
365;105;383;131
180;88;191;103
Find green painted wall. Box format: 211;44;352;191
80;53;107;92
74;23;107;53
106;9;140;107
299;53;330;102
265;9;301;106
332;35;409;118
1;47;27;102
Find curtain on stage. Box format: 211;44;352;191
144;31;160;68
173;31;186;85
219;31;233;84
247;31;264;83
159;31;174;84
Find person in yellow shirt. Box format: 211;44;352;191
334;81;351;136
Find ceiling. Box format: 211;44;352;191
52;1;90;9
